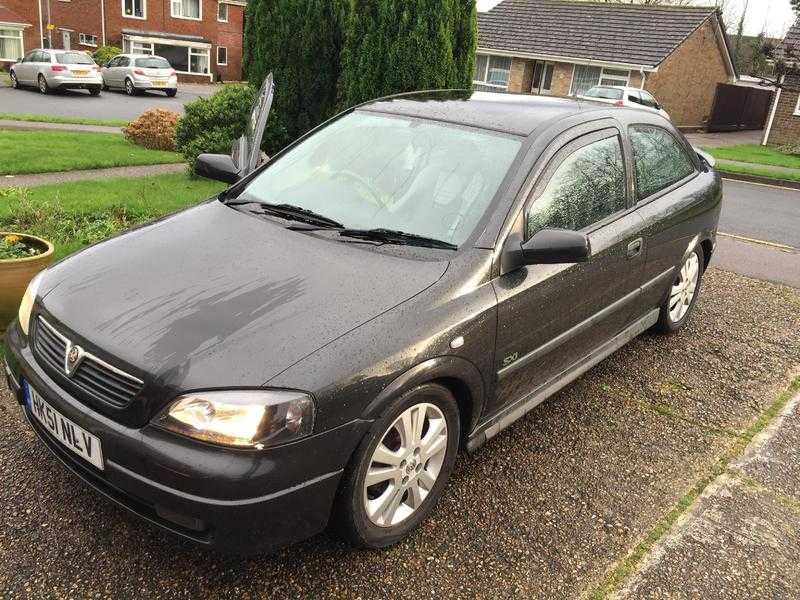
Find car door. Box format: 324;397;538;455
33;51;50;83
22;51;43;84
115;56;130;87
488;126;647;417
623;121;707;312
102;56;118;86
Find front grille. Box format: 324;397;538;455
33;316;143;408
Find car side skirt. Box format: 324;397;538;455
466;308;659;452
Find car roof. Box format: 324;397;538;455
358;90;598;137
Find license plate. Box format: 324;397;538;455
25;383;104;470
72;70;88;76
152;80;166;87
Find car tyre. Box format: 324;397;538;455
89;86;101;96
166;89;177;97
38;74;49;95
10;70;19;89
101;82;109;91
653;245;704;334
125;78;137;96
332;382;460;549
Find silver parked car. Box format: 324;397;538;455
10;49;103;95
579;85;671;121
101;54;178;97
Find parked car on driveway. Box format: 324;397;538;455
10;49;102;95
101;54;178;97
4;81;721;555
579;85;671;120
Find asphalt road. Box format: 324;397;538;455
0;82;214;121
715;179;800;288
1;270;799;599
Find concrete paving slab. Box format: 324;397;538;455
685;130;764;148
713;237;800;289
614;474;800;600
1;162;187;188
0;119;122;134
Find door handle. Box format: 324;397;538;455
627;238;643;259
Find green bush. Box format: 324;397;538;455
175;85;256;172
93;45;122;66
243;0;345;154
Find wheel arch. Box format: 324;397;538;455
361;356;486;447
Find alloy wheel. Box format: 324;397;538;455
38;75;47;94
125;80;134;95
669;251;700;323
363;402;448;527
10;72;18;88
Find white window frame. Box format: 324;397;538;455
473;53;511;91
216;45;227;66
123;34;212;78
79;33;98;47
217;2;228;22
598;68;630;88
171;0;203;21
0;27;24;63
122;0;146;20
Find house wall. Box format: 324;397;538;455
765;74;800;146
2;0;41;60
47;0;104;52
643;19;730;129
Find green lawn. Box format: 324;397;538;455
0;174;226;260
0;112;129;128
703;144;800;170
0;130;182;175
713;161;800;183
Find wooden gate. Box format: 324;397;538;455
707;83;774;132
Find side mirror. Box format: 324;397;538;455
195;153;240;184
520;228;590;265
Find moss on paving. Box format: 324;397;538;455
591;375;800;600
0;112;129;128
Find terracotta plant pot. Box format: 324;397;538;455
0;232;54;332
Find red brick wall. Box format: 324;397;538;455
765;74;800;146
3;0;41;58
48;0;104;52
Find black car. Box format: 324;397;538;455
4;83;721;554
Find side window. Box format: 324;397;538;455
526;135;627;237
640;91;658;109
630;125;695;200
23;51;36;62
106;57;118;67
627;91;642;105
119;57;130;67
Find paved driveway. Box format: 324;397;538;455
0;82;216;121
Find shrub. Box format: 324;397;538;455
176;84;256;172
123;108;180;151
93;45;122;66
243;0;346;154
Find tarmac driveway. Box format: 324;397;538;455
0;82;215;121
1;269;799;599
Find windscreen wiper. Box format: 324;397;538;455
338;228;457;250
225;198;344;229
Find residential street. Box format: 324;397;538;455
0;82;215;121
715;179;800;288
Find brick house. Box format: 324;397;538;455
0;3;34;66
763;19;800;146
1;0;246;82
475;0;737;130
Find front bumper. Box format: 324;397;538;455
4;322;369;554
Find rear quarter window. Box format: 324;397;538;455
629;125;695;200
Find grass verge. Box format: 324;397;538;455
0;130;182;176
704;144;800;170
590;375;800;599
0;174;225;260
714;161;800;183
0;112;129;128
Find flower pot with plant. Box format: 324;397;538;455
0;233;54;332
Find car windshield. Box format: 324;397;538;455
56;52;94;65
240;112;522;247
135;57;171;68
584;87;624;100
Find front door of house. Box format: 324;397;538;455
531;61;554;95
62;31;71;50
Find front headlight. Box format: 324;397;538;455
18;270;45;336
153;390;315;449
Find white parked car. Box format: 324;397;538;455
101;54;178;97
10;49;102;95
579;86;671;121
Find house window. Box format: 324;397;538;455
794;94;800;117
123;0;146;19
218;2;228;22
570;65;630;96
217;46;227;66
473;54;512;90
79;33;98;47
123;37;211;76
171;0;202;20
599;68;630;87
0;28;23;62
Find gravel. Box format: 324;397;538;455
1;268;798;599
